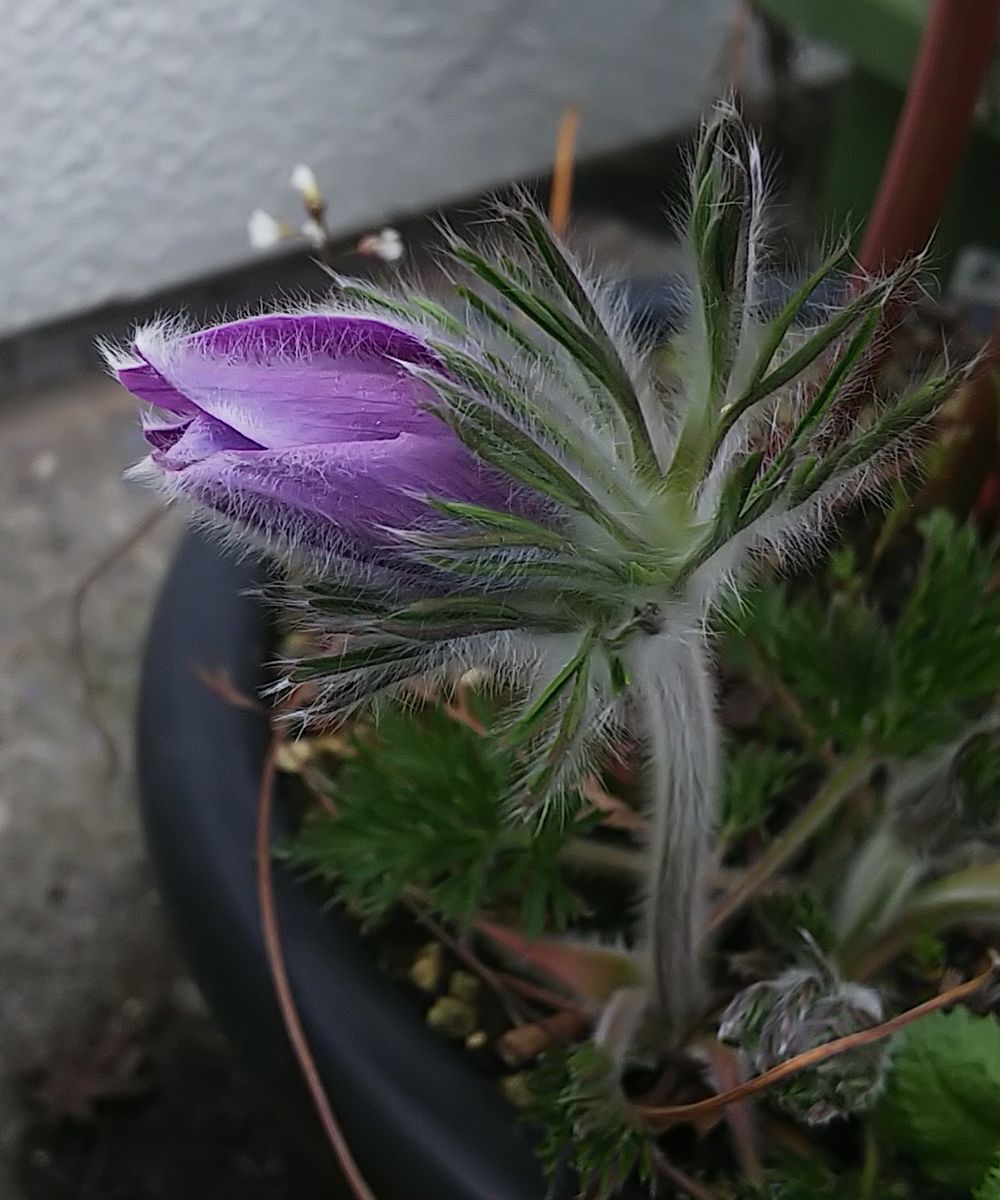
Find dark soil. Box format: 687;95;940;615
15;1005;331;1200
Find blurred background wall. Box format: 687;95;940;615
2;0;801;340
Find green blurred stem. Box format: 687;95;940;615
833;823;925;968
707;751;874;934
558;838;644;878
859;1123;879;1200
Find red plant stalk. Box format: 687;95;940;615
857;0;1000;275
855;0;1000;522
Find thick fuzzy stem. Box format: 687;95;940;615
633;626;719;1040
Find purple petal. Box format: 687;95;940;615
158;432;523;550
118;363;199;418
144;413;261;469
124;314;445;448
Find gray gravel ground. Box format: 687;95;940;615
0;375;183;1191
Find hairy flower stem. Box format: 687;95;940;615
637;630;719;1040
708;751;874;935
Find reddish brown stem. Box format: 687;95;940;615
858;0;1000;275
652;1149;721;1200
256;736;379;1200
549;104;581;237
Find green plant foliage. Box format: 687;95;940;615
283;705;583;935
876;1008;1000;1188
723;581;890;753
738;1154;866;1199
723;740;804;840
756;886;836;954
958;733;1000;827
886;513;1000;753
526;1045;656;1198
728;514;1000;758
975;1155;1000;1200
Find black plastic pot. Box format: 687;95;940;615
136;272;840;1198
139;529;555;1199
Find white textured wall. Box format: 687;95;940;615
3;0;772;337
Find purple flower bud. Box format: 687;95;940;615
109;313;526;564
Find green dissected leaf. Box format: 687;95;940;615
518;651;594;816
737;1153;866;1199
284;705;581;935
876;1008;1000;1189
756;886;835;955
290;638;430;681
302;580;393;616
424;499;570;551
725;583;892;755
423;340;638;510
364;594;568;638
791;367;965;509
759;309;879;489
456;285;553;363
447;238;656;472
415;367;645;552
740;239;851;400
335;280;417;323
722;740;803;840
686;110;748;400
719;450;766;533
722;262;911;449
884;514;1000;749
959;733;1000;825
501;207;656;470
424;339;550;430
526;1045;655;1197
725;514;1000;758
408;296;468;338
507;629;597;746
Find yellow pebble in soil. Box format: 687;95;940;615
408;942;443;993
500;1073;534;1109
427;996;477;1039
273;739;314;773
448;970;480;1003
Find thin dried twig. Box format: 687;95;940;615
195;665;265;712
637;956;998;1130
700;1040;762;1185
256;735;379;1200
403;897;530;1028
495;970;589;1016
548;104;581;238
68;505;168;783
652;1148;721;1200
715;0;751;95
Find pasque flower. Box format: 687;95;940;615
110;313;534;567
109;106;965;1045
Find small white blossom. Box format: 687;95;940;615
357;227;404;263
247;209;286;250
300;217;328;249
290;163;322;207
